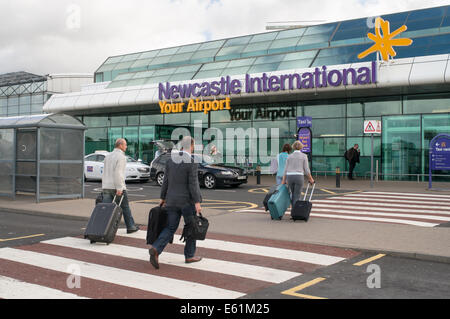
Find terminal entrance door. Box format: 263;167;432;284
382;115;421;181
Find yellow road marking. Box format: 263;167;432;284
353;254;386;266
320;188;337;195
134;198;258;212
281;277;327;299
248;188;269;194
0;233;45;242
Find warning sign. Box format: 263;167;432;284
364;120;381;134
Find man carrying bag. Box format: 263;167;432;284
148;136;203;269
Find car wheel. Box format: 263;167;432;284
203;174;216;189
156;172;164;186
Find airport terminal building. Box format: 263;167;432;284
44;5;450;181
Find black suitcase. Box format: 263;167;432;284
263;185;278;211
291;183;315;222
146;205;170;245
84;195;123;244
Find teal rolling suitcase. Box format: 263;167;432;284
267;184;291;220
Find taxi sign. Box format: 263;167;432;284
364;120;381;134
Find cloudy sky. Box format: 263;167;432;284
1;0;449;76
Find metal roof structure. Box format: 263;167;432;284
0;71;46;87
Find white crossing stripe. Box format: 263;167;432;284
42;237;301;283
338;193;450;202
363;191;450;198
311;208;450;222
0;248;244;299
118;230;345;266
312;203;450;216
0;275;88;299
313;199;450;210
311;213;439;227
236;191;450;227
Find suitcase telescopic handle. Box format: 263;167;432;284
112;195;124;206
303;182;316;201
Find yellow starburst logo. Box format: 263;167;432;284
358;17;413;61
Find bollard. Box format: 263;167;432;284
256;165;261;185
336;166;340;188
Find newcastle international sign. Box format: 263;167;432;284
159;61;377;101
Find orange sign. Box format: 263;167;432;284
358;17;413;61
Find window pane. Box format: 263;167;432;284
228;58;256;67
140;112;163;125
276;28;306;39
404;93;450;114
312;156;346;174
347;101;363;117
304;103;345;118
364;99;401;116
199;40;225;50
194;69;224;79
277;59;311;70
250;32;278;43
224;36;252;47
313;137;346;156
201;61;230;71
311;118;345;137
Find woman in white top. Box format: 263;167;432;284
281;141;314;206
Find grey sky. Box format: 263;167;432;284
1;0;449;76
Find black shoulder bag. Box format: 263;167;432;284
180;213;209;242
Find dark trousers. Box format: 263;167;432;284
348;161;356;179
102;190;136;229
152;205;197;259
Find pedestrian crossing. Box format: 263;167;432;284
237;191;450;227
0;229;359;299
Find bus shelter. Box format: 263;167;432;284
0;113;86;202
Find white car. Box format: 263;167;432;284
84;151;151;182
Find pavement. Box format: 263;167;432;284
1;175;450;264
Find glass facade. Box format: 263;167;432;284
76;5;450;182
80;92;450;181
0;79;48;117
94;5;450;88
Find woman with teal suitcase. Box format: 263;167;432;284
276;141;314;218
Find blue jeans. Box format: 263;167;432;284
102;190;136;230
152;205;197;259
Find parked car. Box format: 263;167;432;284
84;151;151;182
150;152;248;189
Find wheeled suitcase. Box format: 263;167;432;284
291;183;315;222
84;195;123;244
146;205;170;245
267;184;291;220
263;185;278;211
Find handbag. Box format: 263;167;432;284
180;213;209;242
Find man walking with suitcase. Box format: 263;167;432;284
102;138;139;234
148;136;203;269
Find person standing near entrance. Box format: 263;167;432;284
102;138;140;234
281;141;314;206
148;136;203;269
345;144;360;180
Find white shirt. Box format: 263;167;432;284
102;148;127;191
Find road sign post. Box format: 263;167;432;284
429;133;450;190
364;120;381;188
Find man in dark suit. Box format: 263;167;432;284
148;136;203;269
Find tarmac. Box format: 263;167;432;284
1;175;450;264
